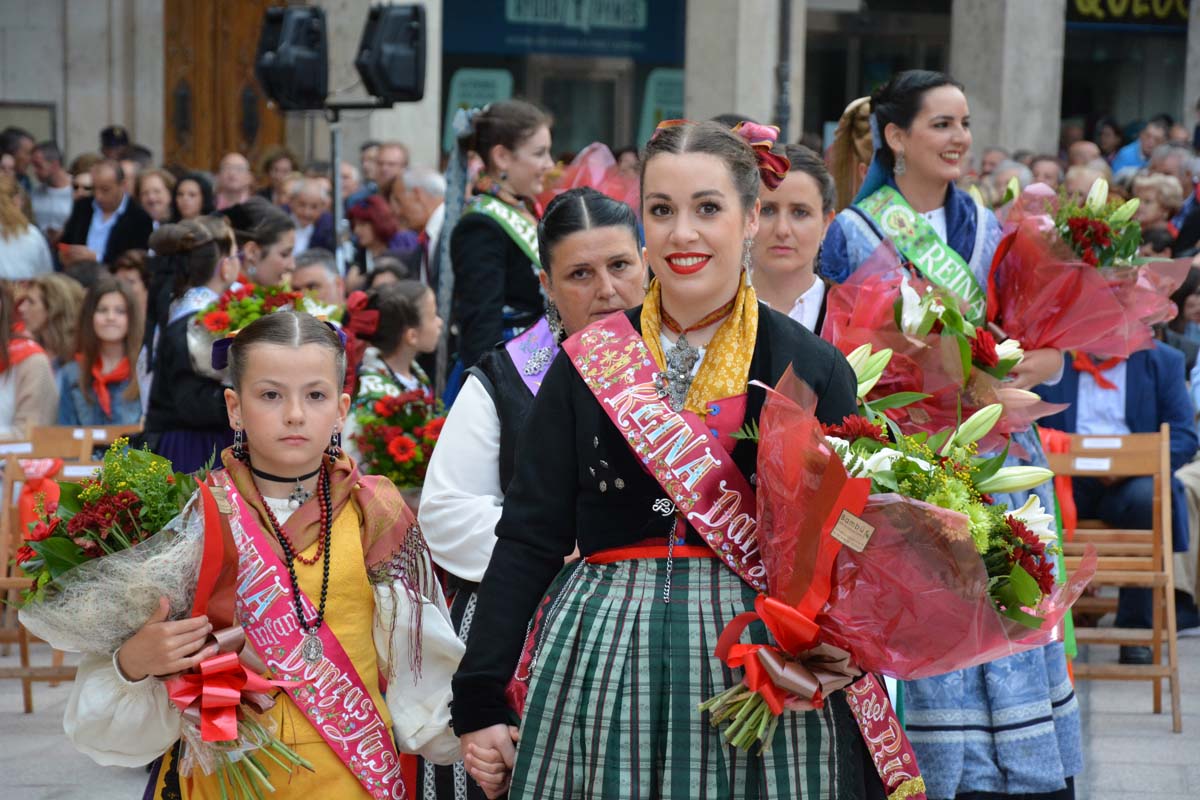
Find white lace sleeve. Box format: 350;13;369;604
63;652;181;767
374;577;464;765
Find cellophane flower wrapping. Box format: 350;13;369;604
991;188;1191;359
535;142;640;211
820;241;1064;454
18;495;204;654
757;372;1094;680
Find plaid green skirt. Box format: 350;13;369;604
511;556;871;799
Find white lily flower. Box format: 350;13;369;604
995;387;1043;408
1010;495;1058;546
995;338;1024;365
845;343;873;373
898;275;926;335
1085;178;1109;212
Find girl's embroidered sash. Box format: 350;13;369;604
563;314;767;591
214;474;408;800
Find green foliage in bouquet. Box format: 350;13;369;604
16;439;194;603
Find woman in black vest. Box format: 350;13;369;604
418;187;646;800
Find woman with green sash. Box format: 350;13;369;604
440;100;554;403
820;70;1081;800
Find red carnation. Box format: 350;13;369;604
387;435;418;463
970;328;1000;368
203;310;231;332
263;292;294;310
823;415;888;444
14;545;35;566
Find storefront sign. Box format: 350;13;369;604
505;0;647;30
445;0;684;63
1068;0;1188;27
637;68;685;146
441;69;514;153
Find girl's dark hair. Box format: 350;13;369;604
537;187;640;278
224;196;294;250
228;311;345;391
149;217;233;298
871;70;965;172
77;277;143;404
641;120;761;211
776;144;836;216
359;280;431;355
460;100;552;172
171;172;216;221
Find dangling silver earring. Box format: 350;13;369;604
545;299;565;342
233;426;248;462
894;151;907;176
742;238;753;272
500;170;508;183
326;430;342;464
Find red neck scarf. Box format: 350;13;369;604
88;356;131;416
1071;352;1122;391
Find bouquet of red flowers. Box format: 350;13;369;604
701;367;1095;753
821;242;1066;454
17;440;313;798
187;284;340;381
350;390;445;488
987;180;1190;359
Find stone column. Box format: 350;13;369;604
684;0;808;135
949;0;1066;156
1185;0;1200;129
295;0;443;170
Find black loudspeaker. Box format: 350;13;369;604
354;5;426;103
255;7;329;111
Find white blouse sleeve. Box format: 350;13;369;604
418;375;503;582
374;575;464;765
63;652;181;767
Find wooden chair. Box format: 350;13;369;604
0;455;93;711
30;424;142;463
1047;425;1182;732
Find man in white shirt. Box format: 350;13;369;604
389;165;446;290
29;141;74;239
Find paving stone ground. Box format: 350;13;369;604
0;638;1196;798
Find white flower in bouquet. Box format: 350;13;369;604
1010;495;1058;546
995;338;1025;365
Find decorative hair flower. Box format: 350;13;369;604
732;122;790;190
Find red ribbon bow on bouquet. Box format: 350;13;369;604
165;481;300;742
166;640;295;742
715;457;871;711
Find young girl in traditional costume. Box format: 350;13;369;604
353;280;443;400
820;70;1080;800
453;121;883;799
65;310;463;797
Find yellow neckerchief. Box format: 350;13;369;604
641;272;759;417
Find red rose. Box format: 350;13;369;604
203;310;231;332
387;435;418;463
970;327;1000;368
14;545;35;565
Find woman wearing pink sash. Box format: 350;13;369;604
452;121;880;799
65;311;463;798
